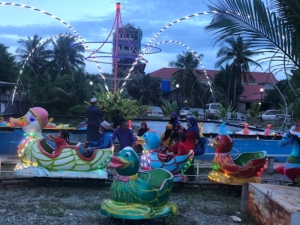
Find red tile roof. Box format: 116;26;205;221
239;84;267;102
150;67;278;84
150;67;276;102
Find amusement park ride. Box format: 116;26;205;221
2;1;300;224
9;106;300;223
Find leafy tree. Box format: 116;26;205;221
50;70;96;114
264;80;295;108
205;0;300;101
94;91;142;121
16;34;51;75
213;64;244;107
160;100;178;116
247;102;261;126
218;105;237;121
0;44;18;92
68;104;89;116
214;36;262;107
169;51;204;102
47;34;85;80
126;73;161;105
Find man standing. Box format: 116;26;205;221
111;109;124;129
112;118;136;152
86;97;102;141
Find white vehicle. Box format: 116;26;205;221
187;108;205;119
180;107;191;118
146;106;164;117
259;109;291;121
205;103;222;114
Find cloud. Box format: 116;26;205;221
0;0;284;80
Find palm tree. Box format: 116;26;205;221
169;51;204;103
52;69;95;111
47;34;85;80
212;64;244;106
16;34;51;75
215;36;262;107
205;0;300;78
126;73;161;105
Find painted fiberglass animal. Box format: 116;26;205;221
100;147;178;223
138;131;194;182
277;130;300;183
10;107;112;178
208;123;267;185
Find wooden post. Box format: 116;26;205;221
267;157;274;174
196;162;199;182
240;183;249;212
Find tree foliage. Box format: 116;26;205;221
94;91;143;121
213;64;244;107
214;36;261;107
126;73;161;105
169;51;204;102
0;44;18;92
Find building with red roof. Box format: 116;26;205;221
149;67;278;109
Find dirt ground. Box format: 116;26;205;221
0;164;285;225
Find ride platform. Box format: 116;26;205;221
247;183;300;225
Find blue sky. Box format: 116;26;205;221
0;0;285;80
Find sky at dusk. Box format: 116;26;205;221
0;0;285;80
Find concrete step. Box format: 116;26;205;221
247;183;300;225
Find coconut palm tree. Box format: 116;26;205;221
205;0;300;77
169;51;204;103
16;34;51;75
215;36;262;107
47;34;85;80
126;73;161;105
51;69;95;111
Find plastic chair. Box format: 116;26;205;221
8;129;24;157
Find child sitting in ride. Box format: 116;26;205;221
45;129;70;155
158;133;189;162
83;121;113;157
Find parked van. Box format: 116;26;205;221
205;103;222;115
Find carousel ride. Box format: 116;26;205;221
100;147;178;223
138;131;194;182
9;107;113;178
208;123;268;185
277;129;300;183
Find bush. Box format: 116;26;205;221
68;104;89;116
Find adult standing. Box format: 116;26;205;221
184;117;206;178
111;109;124;129
112;118;136;152
86;97;103;141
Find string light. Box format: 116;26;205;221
0;2;109;104
120;10;219;92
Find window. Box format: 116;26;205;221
0;103;5;113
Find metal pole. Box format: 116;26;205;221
113;3;121;94
177;89;178;104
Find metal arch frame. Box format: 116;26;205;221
11;34;75;104
151;40;214;97
0;2;110;98
120;11;219;92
